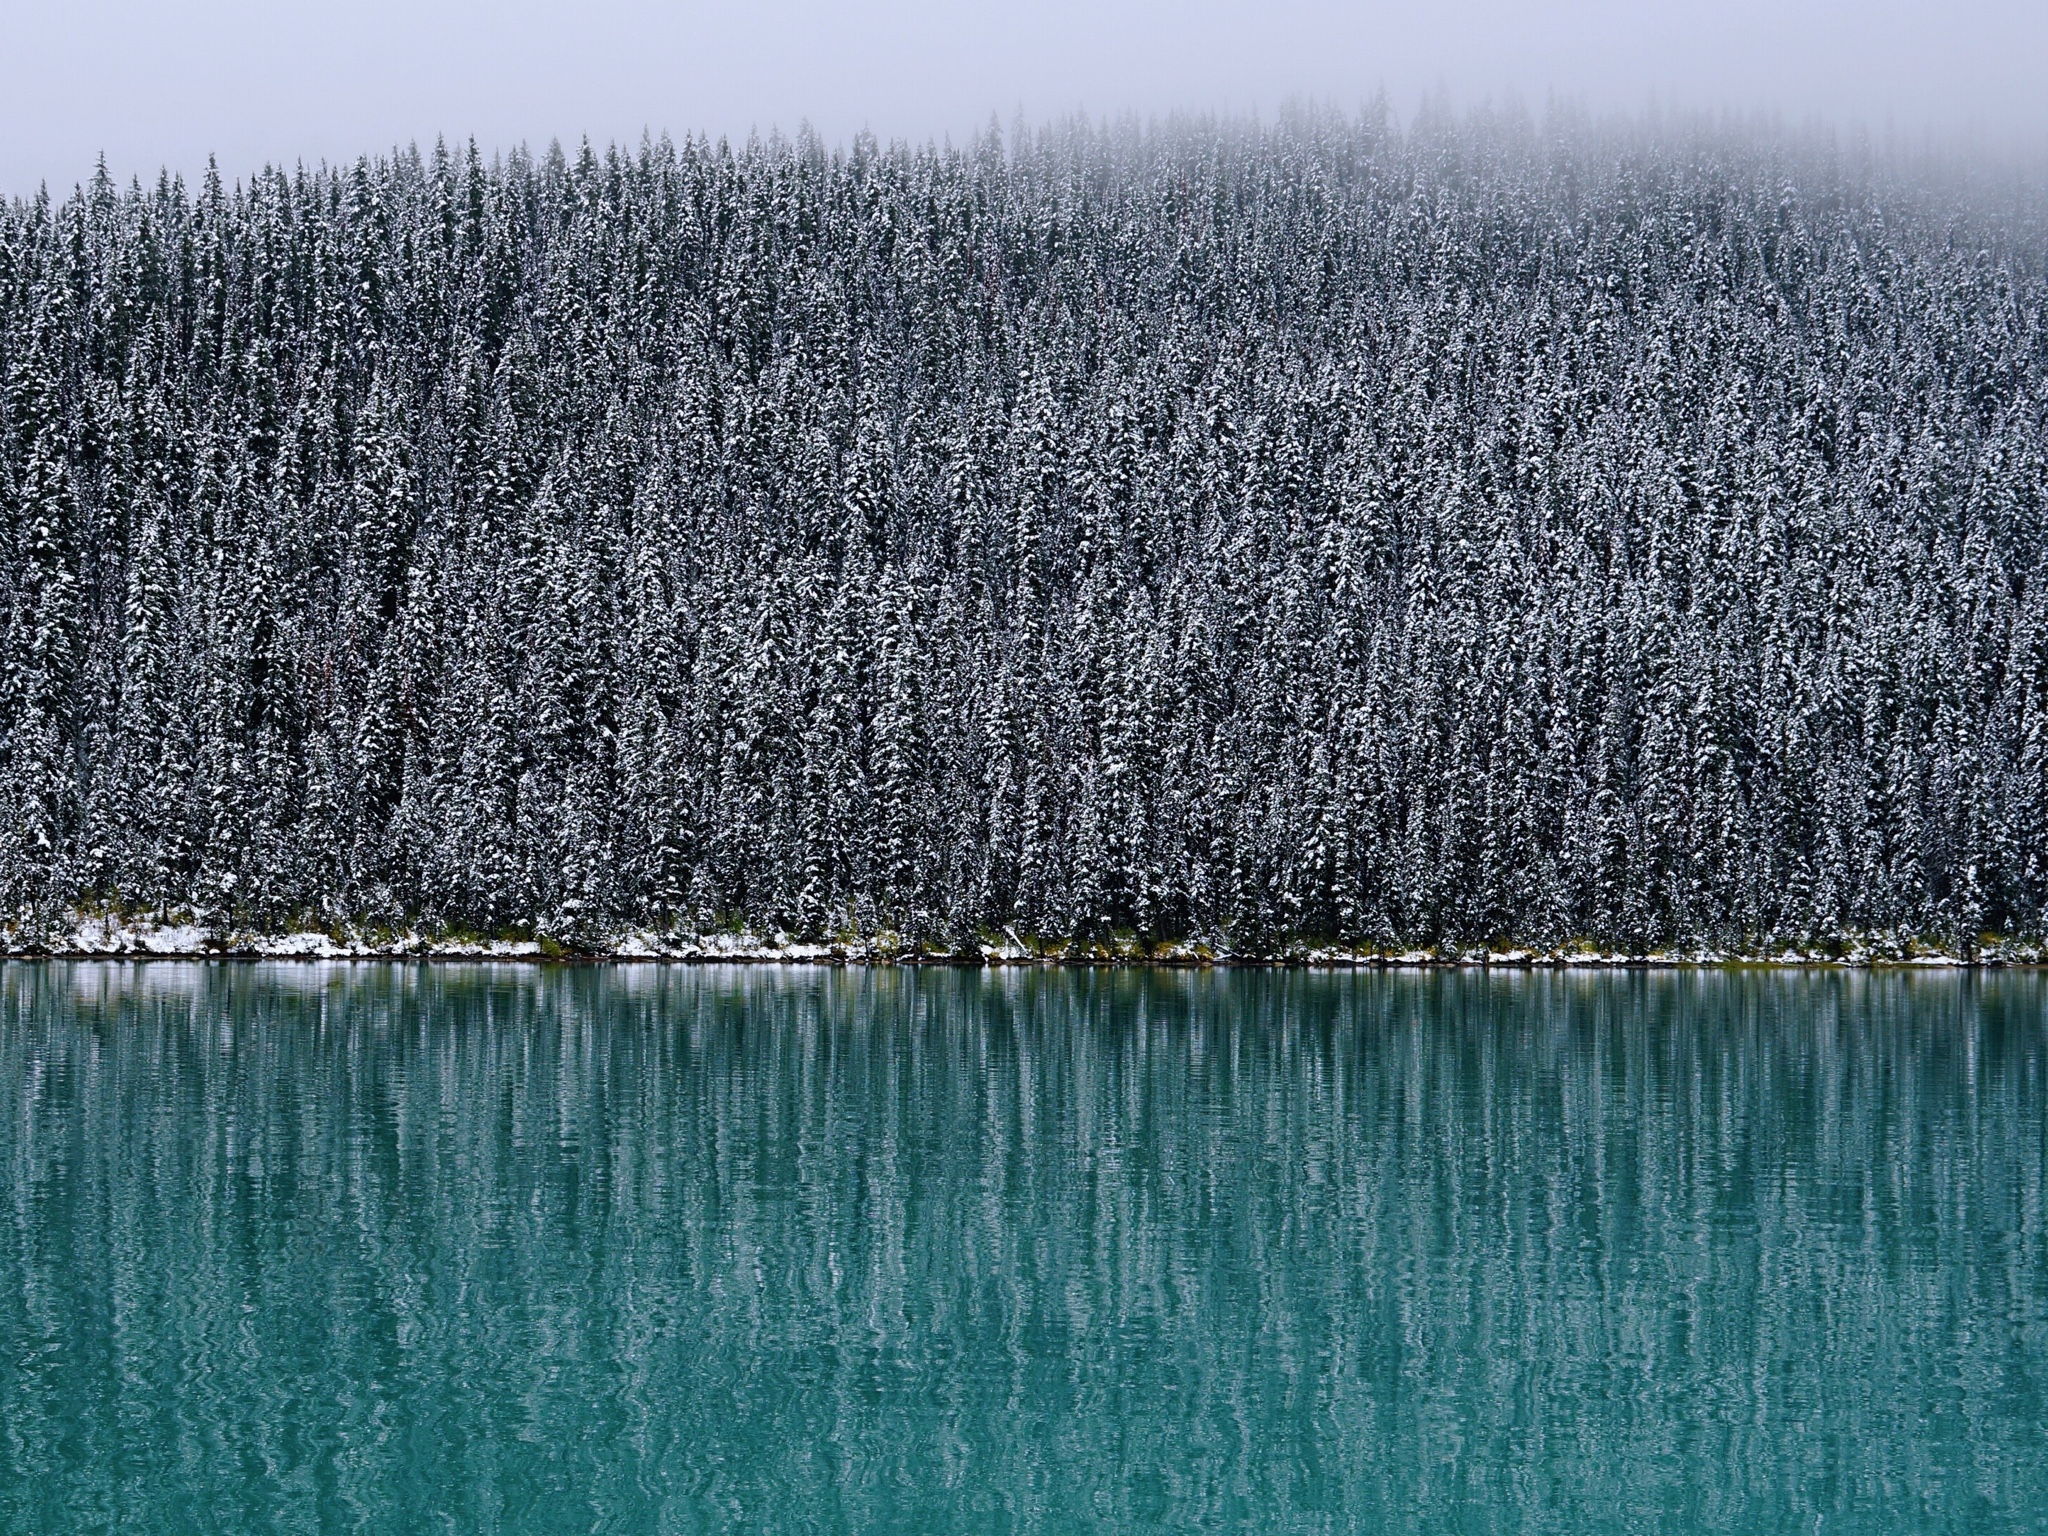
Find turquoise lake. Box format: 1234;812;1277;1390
0;962;2043;1533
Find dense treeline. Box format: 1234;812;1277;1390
2;111;2046;951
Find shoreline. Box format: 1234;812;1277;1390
0;915;2039;968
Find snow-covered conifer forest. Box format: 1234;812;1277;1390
2;112;2045;955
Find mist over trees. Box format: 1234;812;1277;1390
1;110;2045;951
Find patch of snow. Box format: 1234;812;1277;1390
137;924;210;954
262;932;343;957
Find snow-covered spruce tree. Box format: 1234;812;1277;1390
0;111;2045;952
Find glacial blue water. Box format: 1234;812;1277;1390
0;962;2043;1533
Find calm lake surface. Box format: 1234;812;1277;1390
0;963;2043;1533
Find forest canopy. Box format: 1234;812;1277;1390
1;111;2045;952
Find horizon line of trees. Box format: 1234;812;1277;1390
3;109;2046;950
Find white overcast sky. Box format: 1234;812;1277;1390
5;0;2045;194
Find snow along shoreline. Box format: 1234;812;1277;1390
0;912;2040;967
